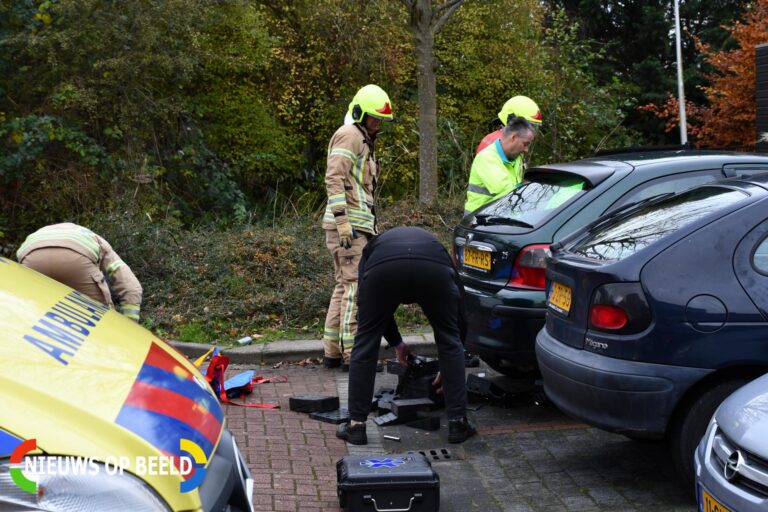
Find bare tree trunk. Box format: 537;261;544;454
404;0;464;207
412;0;438;206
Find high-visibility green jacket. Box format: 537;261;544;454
322;123;378;235
464;139;523;214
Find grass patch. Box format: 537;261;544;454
176;321;215;343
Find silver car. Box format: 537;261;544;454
695;373;768;511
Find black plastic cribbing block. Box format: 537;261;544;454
388;356;441;378
378;400;393;415
386;357;407;376
309;408;349;424
289;394;340;413
390;398;434;422
375;388;397;414
465;374;506;400
399;374;444;408
373;412;401;426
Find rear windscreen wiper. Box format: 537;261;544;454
474;215;534;228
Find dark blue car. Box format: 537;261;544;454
455;150;768;379
536;174;768;487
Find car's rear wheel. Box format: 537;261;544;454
668;379;747;488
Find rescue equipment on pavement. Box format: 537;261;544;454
204;351;283;409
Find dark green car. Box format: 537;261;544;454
453;149;768;378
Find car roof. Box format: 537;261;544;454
601;149;768;168
526;150;768;188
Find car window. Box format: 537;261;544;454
568;186;748;261
475;174;588;227
753;236;768;274
607;170;722;213
723;164;768;178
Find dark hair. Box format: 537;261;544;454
502;116;534;137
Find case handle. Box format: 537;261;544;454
362;493;423;512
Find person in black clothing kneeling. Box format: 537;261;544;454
336;226;476;445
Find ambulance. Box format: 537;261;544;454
0;257;253;511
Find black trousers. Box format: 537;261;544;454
347;258;467;421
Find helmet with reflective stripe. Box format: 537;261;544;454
498;96;542;126
348;84;394;123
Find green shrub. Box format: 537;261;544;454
90;193;464;343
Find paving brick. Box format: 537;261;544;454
295;484;318;496
586;486;629;507
273;500;297;511
560;494;597;511
500;502;535;512
222;362;696;512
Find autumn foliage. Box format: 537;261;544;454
640;0;768;147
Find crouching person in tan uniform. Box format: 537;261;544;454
17;223;143;322
322;84;394;369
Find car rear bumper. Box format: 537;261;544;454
463;285;545;364
535;328;712;437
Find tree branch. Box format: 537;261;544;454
434;0;463;17
433;0;463;34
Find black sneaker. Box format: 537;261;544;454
448;417;477;444
323;357;342;369
336;422;367;445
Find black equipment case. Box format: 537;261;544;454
336;452;439;511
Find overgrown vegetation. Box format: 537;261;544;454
87;193;465;344
1;0;644;244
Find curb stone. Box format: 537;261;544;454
170;333;439;365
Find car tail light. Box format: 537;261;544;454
589;282;652;334
507;244;550;290
589;305;628;330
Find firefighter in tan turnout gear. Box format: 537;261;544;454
322;84;393;369
17;223;143;322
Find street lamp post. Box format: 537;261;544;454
674;0;688;145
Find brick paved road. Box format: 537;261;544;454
227;365;345;511
226;363;697;512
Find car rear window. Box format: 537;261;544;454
568;186;748;261
475;173;588;227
